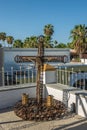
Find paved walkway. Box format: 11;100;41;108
0;108;87;130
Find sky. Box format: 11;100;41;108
0;0;87;44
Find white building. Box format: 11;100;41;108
0;47;70;71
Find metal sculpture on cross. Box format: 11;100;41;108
15;35;45;104
14;36;68;104
14;35;68;121
36;35;44;104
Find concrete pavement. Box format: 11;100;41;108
0;108;87;130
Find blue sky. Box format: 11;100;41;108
0;0;87;44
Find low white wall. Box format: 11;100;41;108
0;85;36;109
46;86;76;110
46;86;63;101
46;85;87;118
0;83;87;118
47;87;76;108
76;94;87;117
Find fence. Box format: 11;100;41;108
57;67;87;90
0;66;87;90
0;66;36;86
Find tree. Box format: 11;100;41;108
70;24;87;58
44;24;54;36
55;43;67;48
53;40;59;48
0;32;6;47
43;24;54;48
13;39;23;48
44;36;53;48
67;42;74;49
24;36;38;48
6;36;14;47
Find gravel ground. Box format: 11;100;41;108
0;108;87;130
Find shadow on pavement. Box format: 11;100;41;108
54;118;87;130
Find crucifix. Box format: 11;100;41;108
14;36;67;104
15;35;45;104
14;35;67;121
36;35;44;104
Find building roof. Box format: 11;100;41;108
43;64;56;71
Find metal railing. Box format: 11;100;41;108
0;66;36;86
56;67;87;90
0;66;87;90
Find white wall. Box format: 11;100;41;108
46;85;87;118
0;84;87;118
43;71;57;84
0;86;36;109
76;94;87;117
3;48;70;71
46;86;63;101
4;48;37;70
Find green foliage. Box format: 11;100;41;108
23;36;38;48
54;43;67;48
6;36;14;47
0;32;6;41
66;42;74;49
1;23;87;50
0;32;6;47
43;24;54;48
70;24;87;54
13;39;23;48
44;24;54;36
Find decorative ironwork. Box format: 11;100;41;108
14;55;68;63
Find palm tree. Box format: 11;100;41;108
24;36;38;48
13;39;23;48
67;42;74;49
44;24;54;36
6;36;14;47
70;24;87;59
44;36;53;48
23;37;30;48
53;40;58;48
0;32;6;47
56;43;67;48
43;24;54;48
